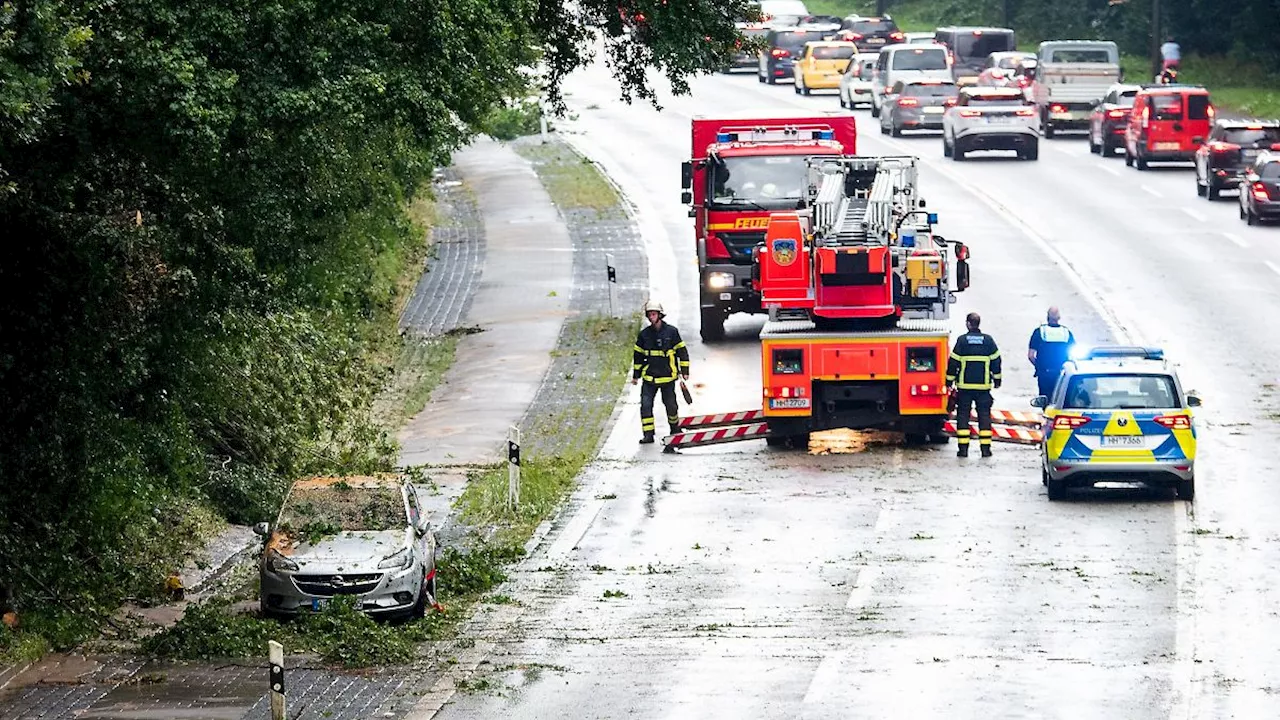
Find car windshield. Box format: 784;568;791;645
1223;127;1280;146
710;154;809;209
905;83;958;97
1062;374;1179;410
892;48;947;70
278;480;405;535
952;32;1015;60
812;45;855;59
778;30;827;49
995;55;1031;69
1048;49;1114;63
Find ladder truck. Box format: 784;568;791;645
667;155;976;450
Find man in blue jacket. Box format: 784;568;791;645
1028;306;1076;399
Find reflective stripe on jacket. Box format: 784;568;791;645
946;331;1002;390
633;323;690;384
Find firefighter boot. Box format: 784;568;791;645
956;445;969;458
980;430;993;457
980;446;993;458
640;432;655;445
955;429;970;458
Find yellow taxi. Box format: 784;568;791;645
793;41;858;96
1031;346;1201;501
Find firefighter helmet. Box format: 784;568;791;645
643;300;665;317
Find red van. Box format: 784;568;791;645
1124;85;1214;170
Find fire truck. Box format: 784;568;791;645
680;110;858;342
666;155;974;450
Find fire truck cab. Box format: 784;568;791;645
682;111;857;341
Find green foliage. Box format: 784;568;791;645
0;628;51;666
436;543;524;599
483;100;544;141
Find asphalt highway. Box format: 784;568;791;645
432;61;1280;719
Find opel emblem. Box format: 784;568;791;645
331;575;346;588
1118;417;1129;427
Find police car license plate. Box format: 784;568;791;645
770;398;810;409
1101;436;1144;447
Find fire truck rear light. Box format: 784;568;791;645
1052;415;1090;430
1153;414;1192;430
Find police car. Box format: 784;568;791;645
1031;346;1201;501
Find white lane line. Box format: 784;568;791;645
1142;184;1164;198
1181;207;1208;223
1170;499;1201;720
1098;164;1122;177
543;498;606;562
803;651;843;704
873;503;897;533
1267;261;1280;279
1223;232;1249;249
845;565;882;610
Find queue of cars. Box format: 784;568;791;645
736;15;1280;227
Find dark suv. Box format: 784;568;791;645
1195;120;1280;200
758;27;830;84
837;16;903;53
934;26;1017;85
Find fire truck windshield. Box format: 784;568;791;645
709;155;809;210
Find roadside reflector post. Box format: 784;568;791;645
269;640;286;720
507;426;521;512
606;253;617;318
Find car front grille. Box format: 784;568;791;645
294;573;384;597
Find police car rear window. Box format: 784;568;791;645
1062;374;1178;410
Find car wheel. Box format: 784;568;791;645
700;308;726;342
1247;208;1258;226
1024;142;1039;161
953;147;965;161
890;123;902;137
1207;182;1220;201
1136;153;1149;170
1176;478;1195;501
767;72;776;85
802;81;811;96
794;81;801;95
871;101;880;118
1046;477;1067;501
943;137;953;158
1044;119;1056;139
1124;150;1134;167
839;94;847;109
757;71;765;83
765;435;788;448
1041;465;1049;487
1196;179;1207;197
1089;134;1100;154
880;120;889;135
1101;136;1115;155
1240;202;1247;220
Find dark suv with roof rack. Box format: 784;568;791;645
758;26;831;84
1194;119;1280;200
837;16;903;53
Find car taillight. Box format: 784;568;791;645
889;32;904;41
897;97;919;107
1253;182;1272;201
771;48;790;58
1107;109;1127;119
1050;104;1066;113
1014;108;1035;117
844;32;863;41
944;98;957;107
1208;141;1240;153
1052;415;1091;430
1017;77;1030;87
1153;414;1192;430
958;109;981;118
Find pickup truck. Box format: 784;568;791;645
1031;40;1121;138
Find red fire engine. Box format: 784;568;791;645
666;155;974;450
681;110;857;341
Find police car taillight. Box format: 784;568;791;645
1052;416;1090;430
1153;414;1192;430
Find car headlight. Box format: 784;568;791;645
267;549;298;573
378;547;413;570
707;272;736;289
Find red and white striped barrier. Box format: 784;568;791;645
951;409;1044;428
942;420;1043;445
677;410;766;430
663;422;770;449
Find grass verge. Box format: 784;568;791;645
512;142;621;212
371;332;463;432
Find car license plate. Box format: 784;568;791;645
311;598;327;611
985;116;1011;124
1101;436;1144;447
868;38;884;45
770;398;811;410
923;107;944;114
1154;142;1180;151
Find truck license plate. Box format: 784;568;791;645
770;398;811;409
1101;436;1144;447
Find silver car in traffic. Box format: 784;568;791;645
256;475;437;620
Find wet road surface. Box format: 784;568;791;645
429;60;1280;719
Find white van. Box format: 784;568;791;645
870;44;953;117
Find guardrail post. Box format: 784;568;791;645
507;426;521;511
269;640;286;720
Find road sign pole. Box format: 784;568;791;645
507;426;521;511
269;640;286;720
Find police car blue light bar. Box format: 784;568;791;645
1078;346;1164;361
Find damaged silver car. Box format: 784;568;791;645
255;475;437;620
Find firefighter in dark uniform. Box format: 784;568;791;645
946;312;1002;458
631;301;690;444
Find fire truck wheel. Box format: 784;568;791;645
927;432;951;445
766;435;788;448
787;433;810;449
700;309;725;342
904;433;928;445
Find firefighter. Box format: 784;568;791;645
631;300;690;444
1027;306;1076;399
946;312;1002;458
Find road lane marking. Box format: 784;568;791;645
873;503;897;533
845;565;881;610
1223;232;1249;248
544;498;607;561
1098;164;1121;176
1142;185;1163;198
1267;261;1280;279
1181;207;1207;223
1170;499;1201;720
803;652;843;704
